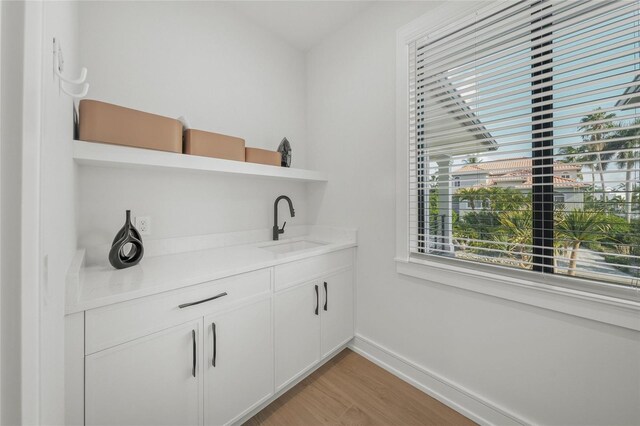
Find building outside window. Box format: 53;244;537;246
407;0;640;290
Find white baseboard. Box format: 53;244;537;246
349;334;529;426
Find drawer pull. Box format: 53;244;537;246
212;322;217;367
315;284;319;315
191;329;196;378
178;292;228;309
324;282;328;311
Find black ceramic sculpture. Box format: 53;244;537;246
277;137;292;167
109;210;144;269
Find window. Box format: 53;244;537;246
408;0;640;290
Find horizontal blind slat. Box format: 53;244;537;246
416;0;630;75
418;13;639;93
407;0;640;289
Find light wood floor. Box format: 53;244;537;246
245;349;475;426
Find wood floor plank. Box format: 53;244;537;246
337;351;469;425
314;360;443;425
338;405;380;426
245;349;475;426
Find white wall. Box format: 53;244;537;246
306;2;640;425
79;1;306;162
77;166;308;252
1;2;25;423
38;1;80;423
77;1;309;253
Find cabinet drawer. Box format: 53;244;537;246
274;248;354;292
86;269;270;354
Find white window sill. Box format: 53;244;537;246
395;257;640;331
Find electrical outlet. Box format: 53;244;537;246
135;216;151;235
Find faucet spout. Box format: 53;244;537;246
273;195;295;241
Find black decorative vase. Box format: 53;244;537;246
277;137;292;167
109;210;144;269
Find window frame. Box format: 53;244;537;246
395;1;640;331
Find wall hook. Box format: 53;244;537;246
60;81;90;99
53;37;89;98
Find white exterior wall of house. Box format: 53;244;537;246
452;164;585;216
559;190;584;211
454;172;489;189
558;169;579;180
453;172;486;216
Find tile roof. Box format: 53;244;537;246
516;176;589;189
456;157;582;175
455;157;588;190
465;175;587;190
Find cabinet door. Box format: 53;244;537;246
204;298;273;426
321;268;354;357
86;320;202;426
274;281;321;390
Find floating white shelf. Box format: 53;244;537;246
73;140;328;182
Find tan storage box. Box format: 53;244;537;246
245;148;281;166
79;100;182;153
184;129;245;162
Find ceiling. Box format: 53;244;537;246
225;1;373;51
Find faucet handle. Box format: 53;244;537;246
281;221;286;232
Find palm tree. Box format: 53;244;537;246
557;145;586;181
556;209;611;276
614;118;640;223
457;187;486;211
489;187;529;212
498;208;533;269
633;187;640;214
578;109;618;197
463;157;482;165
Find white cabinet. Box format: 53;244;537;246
204;298;273;426
83;270;272;426
321;268;355;357
274;282;321;390
84;269;270;355
73;248;356;426
85;320;202;426
274;249;355;391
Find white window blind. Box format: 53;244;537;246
409;0;640;289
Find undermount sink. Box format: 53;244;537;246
259;239;327;254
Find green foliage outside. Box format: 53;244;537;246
445;111;639;281
451;188;638;278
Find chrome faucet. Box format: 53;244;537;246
273;195;295;240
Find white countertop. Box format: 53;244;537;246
66;235;356;314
